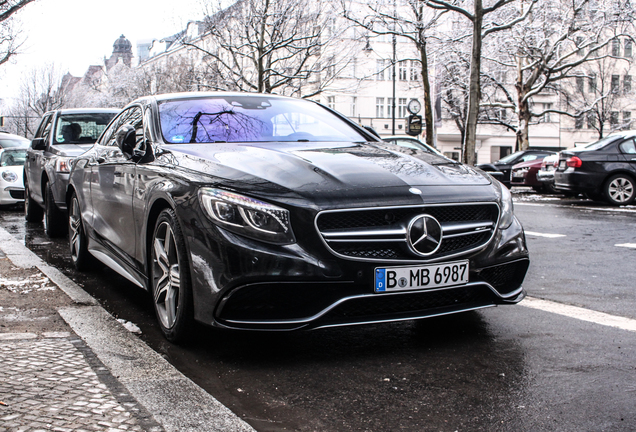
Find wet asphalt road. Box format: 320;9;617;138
1;191;635;431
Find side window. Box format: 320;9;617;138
107;107;144;150
619;139;636;154
521;155;538;162
35;115;53;145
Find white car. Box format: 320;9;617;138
0;147;28;205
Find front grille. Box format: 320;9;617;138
316;203;499;262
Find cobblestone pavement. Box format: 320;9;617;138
0;334;164;432
0;250;164;432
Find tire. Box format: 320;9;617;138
44;182;67;237
604;174;635;206
68;192;92;271
24;178;43;222
150;208;194;343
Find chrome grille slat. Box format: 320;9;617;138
315;203;500;262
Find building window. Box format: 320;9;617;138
612;38;620;57
410;61;418;81
326;57;336;79
624;111;632;129
575;114;584;129
399;61;407;81
542;103;552;123
625;75;632;94
350;58;357;79
610;111;619;127
576;76;585;93
327;96;335;110
612;75;620;93
387;98;394;118
376;97;385;118
398;98;407;117
587;112;596;129
625;39;633;58
350;96;357;117
376;60;386;81
588;74;596;93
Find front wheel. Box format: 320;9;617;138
68;192;92;271
604;174;635;206
150;208;194;343
24;179;43;222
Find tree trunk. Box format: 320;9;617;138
462;0;483;166
419;40;435;148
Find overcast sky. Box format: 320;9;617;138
0;0;205;100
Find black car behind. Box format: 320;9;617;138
554;131;636;205
67;92;529;342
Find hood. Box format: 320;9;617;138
167;141;493;198
52;144;94;157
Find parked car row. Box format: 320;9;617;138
554;131;636;205
15;92;530;343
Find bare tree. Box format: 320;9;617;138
424;0;536;165
182;0;357;98
565;54;635;138
341;0;445;147
0;0;37;67
481;0;635;150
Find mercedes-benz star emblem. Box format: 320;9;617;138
407;214;443;256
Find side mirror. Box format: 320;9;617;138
115;125;139;158
31;137;46;151
362;125;381;139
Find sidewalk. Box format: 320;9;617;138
0;226;255;432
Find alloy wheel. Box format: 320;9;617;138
69;198;82;263
607;177;634;203
152;221;181;329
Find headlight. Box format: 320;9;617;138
55;157;72;173
2;171;18;183
199;188;295;244
495;181;514;229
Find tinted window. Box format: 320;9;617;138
158;96;366;144
53;113;117;144
582;135;620;151
104;107;143;147
619;139;636;154
0;149;27;166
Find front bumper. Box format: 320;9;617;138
185;207;529;331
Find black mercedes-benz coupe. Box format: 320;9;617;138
67;92;529;342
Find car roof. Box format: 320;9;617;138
0;131;30;142
44;108;121;116
146;91;296;104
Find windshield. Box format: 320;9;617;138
158;96;367;144
0;149;27;166
54;113;117;144
496;151;524;164
0;137;29;148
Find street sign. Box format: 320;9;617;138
406;115;422;136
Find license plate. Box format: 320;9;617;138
375;260;469;293
559;161;566;169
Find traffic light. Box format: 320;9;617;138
0;116;4;127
